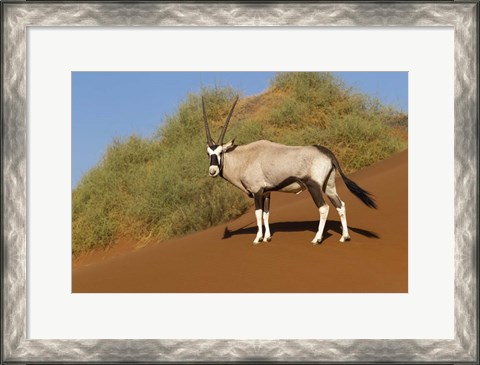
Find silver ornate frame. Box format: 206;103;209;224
2;1;478;363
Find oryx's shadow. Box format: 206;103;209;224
222;220;379;240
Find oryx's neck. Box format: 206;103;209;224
220;147;249;195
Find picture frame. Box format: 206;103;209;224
2;1;478;363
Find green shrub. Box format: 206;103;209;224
318;115;405;172
267;96;308;128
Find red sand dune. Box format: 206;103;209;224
72;150;408;293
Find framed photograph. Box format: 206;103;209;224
2;1;478;363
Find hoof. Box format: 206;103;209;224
340;235;351;242
263;236;272;242
311;238;322;245
253;237;263;245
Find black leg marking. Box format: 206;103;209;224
263;192;270;214
325;168;343;209
327;194;342;209
262;192;272;242
254;190;264;210
304;179;326;208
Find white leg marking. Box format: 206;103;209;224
263;211;271;242
312;204;329;244
337;201;351;242
253;209;263;244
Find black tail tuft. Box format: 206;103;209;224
316;145;377;209
341;174;377;209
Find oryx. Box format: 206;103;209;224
203;96;377;245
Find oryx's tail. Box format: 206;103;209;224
339;171;377;209
316;145;377;209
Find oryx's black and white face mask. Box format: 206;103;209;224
203;96;239;178
207;145;222;177
206;141;235;177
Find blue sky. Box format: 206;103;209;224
72;72;407;188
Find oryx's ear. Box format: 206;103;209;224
222;138;236;152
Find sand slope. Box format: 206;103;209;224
72;150;408;293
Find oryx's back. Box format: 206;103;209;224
232;140;332;193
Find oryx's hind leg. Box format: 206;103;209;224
263;192;272;242
305;180;329;245
325;169;350;242
253;191;264;244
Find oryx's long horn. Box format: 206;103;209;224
218;96;239;146
202;96;214;146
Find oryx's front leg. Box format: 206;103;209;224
253;191;264;244
263;193;272;242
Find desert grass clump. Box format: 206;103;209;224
72;72;407;255
317;115;404;172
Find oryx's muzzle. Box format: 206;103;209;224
209;165;220;177
209;153;220;177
